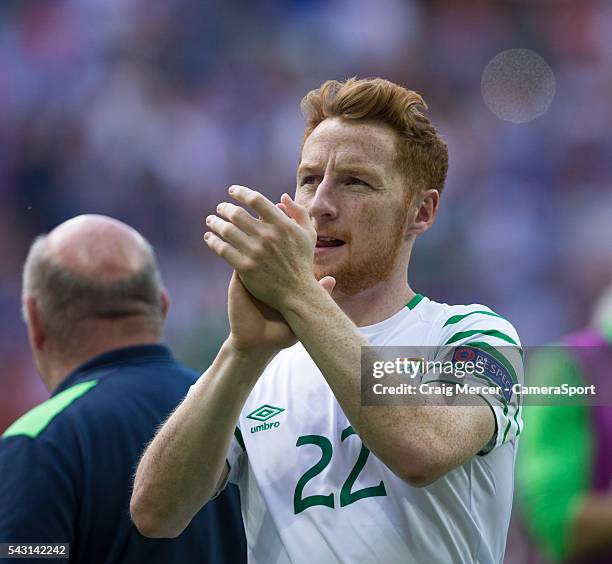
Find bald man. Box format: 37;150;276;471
0;215;246;563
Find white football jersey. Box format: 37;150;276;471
219;295;523;564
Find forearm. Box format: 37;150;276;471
131;339;270;537
282;286;491;485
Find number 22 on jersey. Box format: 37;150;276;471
293;425;387;515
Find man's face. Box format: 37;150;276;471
296;118;412;295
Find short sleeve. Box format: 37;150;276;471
426;307;524;454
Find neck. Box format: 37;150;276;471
331;246;416;327
333;273;414;327
42;331;161;393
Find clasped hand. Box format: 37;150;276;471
204;185;319;313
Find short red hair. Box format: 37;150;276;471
301;77;449;195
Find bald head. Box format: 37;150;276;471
22;215;166;357
46;215;152;283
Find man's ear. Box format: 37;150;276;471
24;296;46;351
160;290;170;320
405;189;440;237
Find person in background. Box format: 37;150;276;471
518;284;612;563
0;214;246;564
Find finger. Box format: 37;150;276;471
203;232;249;270
206;214;251;249
228;185;284;224
318;276;336;296
216;202;260;236
276;202;290;217
280;193;312;229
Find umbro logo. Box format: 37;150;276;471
247;404;285;434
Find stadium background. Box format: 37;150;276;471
0;0;610;558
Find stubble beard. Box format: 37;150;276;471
313;204;410;296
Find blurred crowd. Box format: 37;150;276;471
1;0;611;431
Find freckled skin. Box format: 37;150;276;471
296;118;412;296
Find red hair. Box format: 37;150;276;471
301;77;449;195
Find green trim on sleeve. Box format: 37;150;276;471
501;416;512;444
444;329;518;346
517;348;591;561
443;310;505;327
2;380;99;439
513;404;522;436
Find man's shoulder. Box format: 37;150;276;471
1;356;198;443
74;344;200;390
79;347;200;404
360;296;520;350
1;379;99;442
70;358;199;427
422;298;521;348
0;386;88;501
